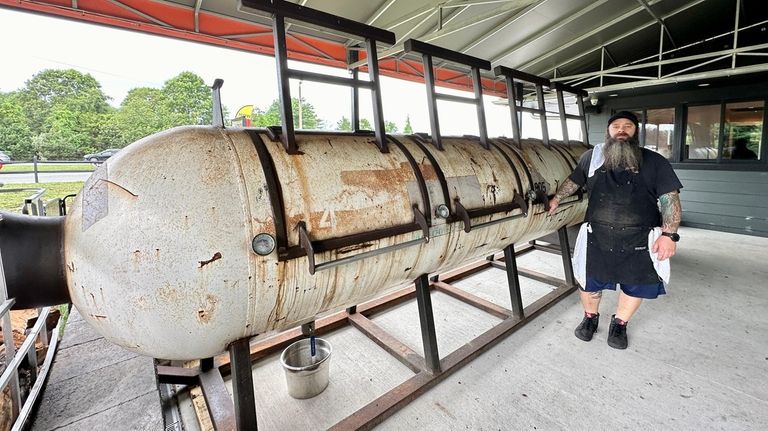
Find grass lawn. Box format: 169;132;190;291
1;163;96;173
0;182;84;212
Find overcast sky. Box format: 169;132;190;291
0;7;518;136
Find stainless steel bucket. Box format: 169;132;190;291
280;337;332;399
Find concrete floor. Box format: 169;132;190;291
172;226;768;431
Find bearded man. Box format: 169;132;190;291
547;111;683;349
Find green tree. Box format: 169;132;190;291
385;121;398;133
403;114;413;134
11;69;112;159
252;98;321;129
0;93;34;159
111;72;220;147
359;118;372;130
113;87;173;144
336;116;352;131
20;69;110;135
161;71;213;125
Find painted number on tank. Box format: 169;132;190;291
319;206;337;228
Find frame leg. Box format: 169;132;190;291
415;273;441;373
557;226;576;287
503;244;525;320
229;338;258;431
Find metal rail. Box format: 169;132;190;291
0;188;65;430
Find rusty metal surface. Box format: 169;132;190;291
64;126;587;359
199;367;237;431
347;313;424;373
432;280;511;320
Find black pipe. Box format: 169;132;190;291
0;212;69;309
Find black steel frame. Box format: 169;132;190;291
156;227;578;430
494;66;590;148
403;39;492;151
240;0;396;154
494;65;552;146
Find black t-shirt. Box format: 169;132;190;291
569;147;683;199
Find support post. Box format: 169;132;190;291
414;273;440;373
348;49;360;131
229;338;258;431
503;244;525;320
272;14;297;153
558;226;576;287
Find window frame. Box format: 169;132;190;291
614;97;768;169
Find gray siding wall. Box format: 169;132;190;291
676;170;768;237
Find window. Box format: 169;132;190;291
619;108;675;159
644;108;675;159
684;100;764;161
722;101;763;160
685;104;720;160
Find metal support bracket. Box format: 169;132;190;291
211;78;224;128
513;191;529;217
551;82;590;147
493;66;551;147
413;206;430;243
241;0;396;154
557;226;576;287
454;200;471;233
414;273;441;373
229;338;258;431
503;244;525;320
403;39;491;151
297;221;316;275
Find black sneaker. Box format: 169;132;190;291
607;315;628;349
574;313;599;341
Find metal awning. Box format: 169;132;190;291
1;0;766;98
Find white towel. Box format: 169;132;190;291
572;223;589;287
588;143;604;178
648;227;671;287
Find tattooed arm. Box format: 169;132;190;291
652;191;682;260
547;178;581;215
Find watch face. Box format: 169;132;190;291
664;232;680;241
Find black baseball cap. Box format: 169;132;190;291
608;111;639;128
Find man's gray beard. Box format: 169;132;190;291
603;134;642;171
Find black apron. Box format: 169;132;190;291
585;167;662;285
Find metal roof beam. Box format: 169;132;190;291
350;0;535;69
584;63;768;93
554;42;768;83
194;0;202;32
524;0;705;74
366;0;400;25
105;0;172;28
490;0;611;65
456;0;545;56
635;0;676;48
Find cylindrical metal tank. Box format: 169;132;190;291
11;126;587;360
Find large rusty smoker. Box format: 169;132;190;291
0;1;591;429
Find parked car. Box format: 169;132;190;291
83;149;120;162
0;150;11;163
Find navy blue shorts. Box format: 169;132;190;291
583;277;666;299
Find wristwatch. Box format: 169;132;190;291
661;232;680;242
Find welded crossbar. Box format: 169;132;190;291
240;0;396;154
403;39;492;151
159;225;578;430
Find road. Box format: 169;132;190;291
0;171;93;184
